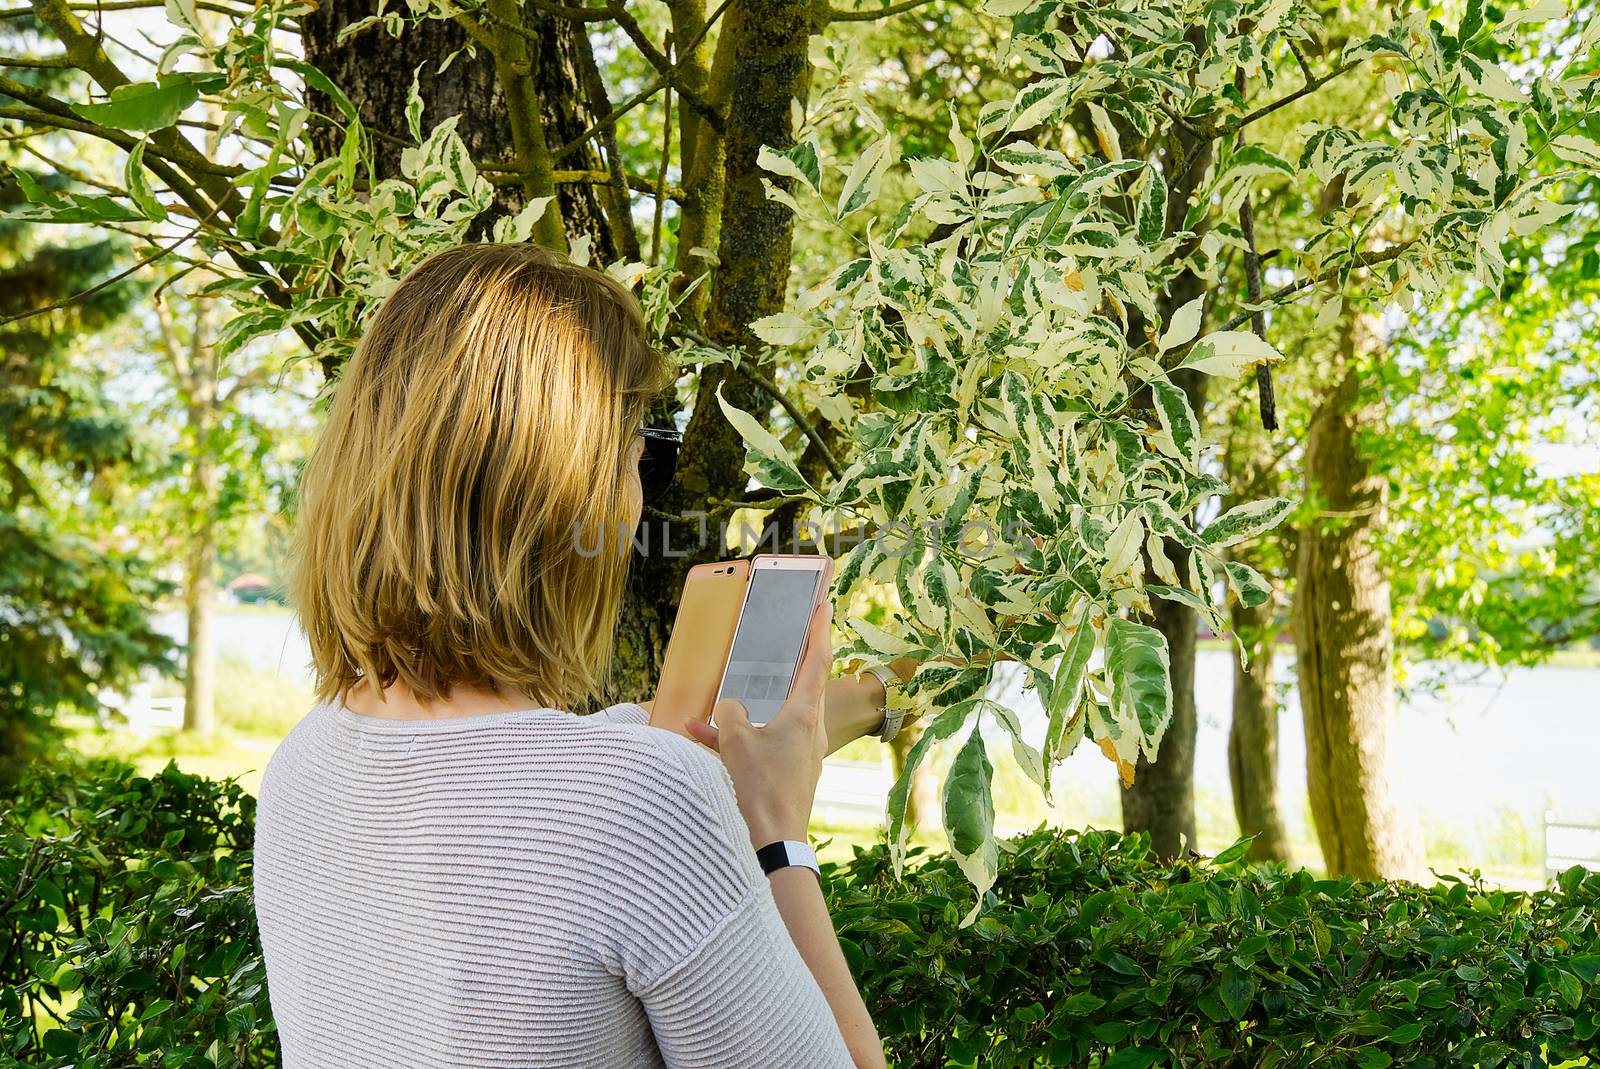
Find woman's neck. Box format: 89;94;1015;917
342;677;542;721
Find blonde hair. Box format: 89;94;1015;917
290;242;675;710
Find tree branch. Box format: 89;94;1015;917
1224;58;1361;136
825;0;935;21
0;53;72;67
0;212;215;329
1213;238;1420;335
1234;67;1276;432
481;164;683;199
677;328;845;480
548;0;734;161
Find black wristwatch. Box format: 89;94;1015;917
756;839;821;877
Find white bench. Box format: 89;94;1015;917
1543;813;1600;882
100;684;186;736
813;758;892;827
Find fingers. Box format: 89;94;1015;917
711;698;751;735
789;600;835;707
683;718;720;752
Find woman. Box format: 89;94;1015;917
254;242;896;1069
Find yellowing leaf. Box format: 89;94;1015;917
1087;101;1122;161
1097;735;1136;788
1158;295;1204;352
1176;330;1285;378
1101;509;1145;582
750;311;811;346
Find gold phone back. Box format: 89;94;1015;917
650;561;749;737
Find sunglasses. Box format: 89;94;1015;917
638;426;683;506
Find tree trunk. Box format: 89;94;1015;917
1226;584;1290;862
1120;573;1198;858
1291;314;1425;879
182;297;218;737
608;0;815;704
301;2;613;254
1116;116;1214;859
183;485;217;736
1223;414;1290;863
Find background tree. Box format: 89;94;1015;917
2;0;1595;895
110;269;314;736
0;105;172;775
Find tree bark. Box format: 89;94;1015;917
1120;553;1198;858
1226;578;1290;862
182;299;217;737
1291;312;1425;879
1116;112;1213;860
301;1;613;254
607;0;815;704
1223;413;1291;863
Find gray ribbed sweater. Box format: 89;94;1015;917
253;699;855;1068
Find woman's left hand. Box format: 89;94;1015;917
641;659;918;755
821;657;919;754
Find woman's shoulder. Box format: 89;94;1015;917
580;703;735;805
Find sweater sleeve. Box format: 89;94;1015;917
621;732;856;1069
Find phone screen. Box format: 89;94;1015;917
717;567;822;726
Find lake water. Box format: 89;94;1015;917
156;609;1600;863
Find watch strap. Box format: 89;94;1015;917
756;839;820;878
864;663;906;743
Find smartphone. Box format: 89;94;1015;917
650;559;751;737
713;554;835;727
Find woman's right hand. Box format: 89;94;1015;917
685;600;833;846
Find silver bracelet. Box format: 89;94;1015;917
863;664;905;743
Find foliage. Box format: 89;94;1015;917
4;0;1599;898
0;759;271;1069
5;760;1599;1068
0;139;175;778
832;826;1600;1067
735;0;1600;899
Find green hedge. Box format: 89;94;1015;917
1;760;268;1069
4;760;1598;1068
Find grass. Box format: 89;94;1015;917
65;652;1566;890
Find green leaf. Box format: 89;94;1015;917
1386;1021;1425;1043
942;722;998;926
1176;330;1285;378
1551;968;1584;1008
714;383;811;494
1044;601;1096;769
1357;1050;1393;1069
1151;379;1199;471
885;701;974;870
124;139;166;220
758;139;823;195
1221;559;1272;608
1104;618;1172;750
1201;497;1294;548
70;72;219;132
838;134;894;217
1228;144;1296;179
276;59;359;122
1569;955;1600;983
1210;835;1255;866
1137;165;1167;244
1104;1049;1164;1069
1219;963;1256;1019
